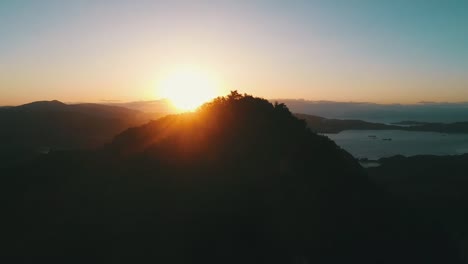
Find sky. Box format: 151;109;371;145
1;0;467;105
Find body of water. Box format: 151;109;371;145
325;130;468;160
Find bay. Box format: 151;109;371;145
325;130;468;160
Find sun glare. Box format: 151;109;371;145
157;68;221;111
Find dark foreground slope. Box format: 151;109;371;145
3;93;461;263
368;154;468;259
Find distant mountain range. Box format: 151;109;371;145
2;99;468;168
296;114;468;134
0;100;163;167
4;98;468;123
84;99;468;124
276;99;468;123
102;99;176;114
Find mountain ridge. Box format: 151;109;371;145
0;101;163;167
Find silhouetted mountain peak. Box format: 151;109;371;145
17;100;68;111
107;92;367;201
110;92;357;166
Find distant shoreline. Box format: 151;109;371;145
296;113;468;134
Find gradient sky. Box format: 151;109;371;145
1;0;467;105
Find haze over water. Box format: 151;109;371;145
326;130;468;160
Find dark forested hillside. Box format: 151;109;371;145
3;93;462;263
368;154;468;258
0;101;162;167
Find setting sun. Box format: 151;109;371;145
157;68;221;111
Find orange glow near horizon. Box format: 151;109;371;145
156;67;223;111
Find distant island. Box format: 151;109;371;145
296;113;468;134
390;121;429;126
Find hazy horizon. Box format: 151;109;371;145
4;96;468;107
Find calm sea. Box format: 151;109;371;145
325;130;468;160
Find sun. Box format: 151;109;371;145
157;68;221;111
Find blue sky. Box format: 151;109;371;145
1;0;467;104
